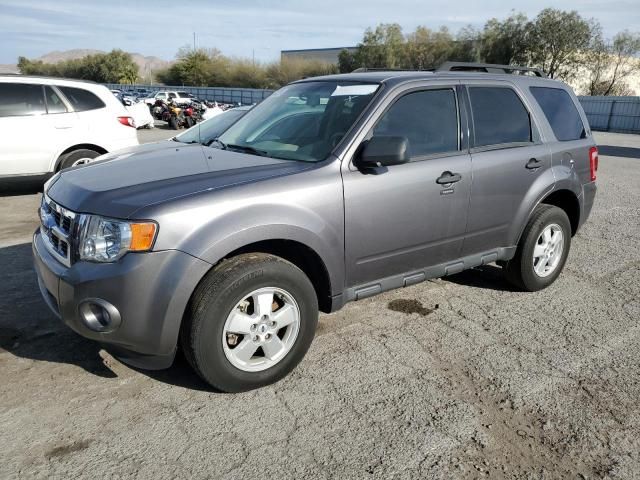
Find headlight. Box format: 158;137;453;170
79;215;157;263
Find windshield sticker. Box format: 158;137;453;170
331;85;378;97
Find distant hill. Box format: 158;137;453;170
6;49;172;78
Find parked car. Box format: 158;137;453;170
126;101;154;129
33;63;597;392
121;91;137;106
0;75;138;188
143;90;192;106
80;106;251;165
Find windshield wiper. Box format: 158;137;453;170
225;143;269;157
208;138;227;149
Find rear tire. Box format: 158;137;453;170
180;253;318;392
57;149;101;171
504;204;571;291
169;116;179;130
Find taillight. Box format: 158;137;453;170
589;146;598;182
117;116;136;128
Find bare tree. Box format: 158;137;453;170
587;30;640;95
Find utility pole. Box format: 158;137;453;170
193;32;196;51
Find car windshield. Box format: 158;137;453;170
217;81;379;162
175;108;249;145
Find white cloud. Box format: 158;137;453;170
0;0;637;63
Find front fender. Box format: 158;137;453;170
146;164;345;295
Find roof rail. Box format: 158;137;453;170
436;62;547;77
351;67;433;73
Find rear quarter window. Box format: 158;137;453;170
0;83;46;117
58;86;106;112
468;86;532;148
530;87;586;141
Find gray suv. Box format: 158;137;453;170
33;63;598;392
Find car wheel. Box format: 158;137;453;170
169;117;179;130
58;149;101;171
180;253;318;392
504;204;571;291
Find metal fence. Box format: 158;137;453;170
104;85;640;134
578;96;640;134
103;83;274;105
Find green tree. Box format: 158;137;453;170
480;13;530;65
404;26;459;69
17;50;139;83
338;49;357;73
454;25;482;62
527;8;597;80
355;23;405;68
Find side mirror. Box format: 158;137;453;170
356;136;410;168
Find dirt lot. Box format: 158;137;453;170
1;131;639;479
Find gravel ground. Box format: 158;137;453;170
1;132;639;479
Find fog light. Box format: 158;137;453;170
78;299;122;332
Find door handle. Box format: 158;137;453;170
525;158;541;170
436;171;462;184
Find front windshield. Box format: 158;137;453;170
217;81;379;162
175;108;248;145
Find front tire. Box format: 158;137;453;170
504;204;571;291
180;253;318;392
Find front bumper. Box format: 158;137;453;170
33;229;211;369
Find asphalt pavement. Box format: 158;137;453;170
1;131;639;479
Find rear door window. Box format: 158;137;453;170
44;86;68;114
468;86;532;148
0;83;46;117
58;86;105;111
373;88;459;158
530;87;585;141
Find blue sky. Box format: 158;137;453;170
0;0;638;64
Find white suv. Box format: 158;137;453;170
0;75;139;188
143;91;192;106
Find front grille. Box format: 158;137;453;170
40;195;77;267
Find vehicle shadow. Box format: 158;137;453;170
0;242;117;377
0;241;215;390
0;183;42;197
597;145;640;159
127;351;216;392
444;264;519;292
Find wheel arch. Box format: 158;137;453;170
219;239;333;313
539;189;581;236
54;144;108;171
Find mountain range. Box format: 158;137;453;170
0;49;172;75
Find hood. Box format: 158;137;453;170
47;144;312;219
92;140;177;160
